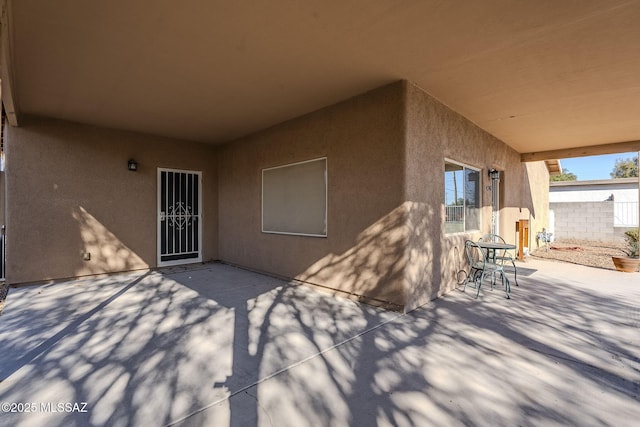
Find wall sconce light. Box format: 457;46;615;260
128;159;138;171
488;168;500;180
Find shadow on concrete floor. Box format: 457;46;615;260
0;260;638;426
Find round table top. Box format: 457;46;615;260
476;241;516;250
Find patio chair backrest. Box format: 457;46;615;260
466;239;505;283
465;240;486;267
478;233;505;244
478;233;510;258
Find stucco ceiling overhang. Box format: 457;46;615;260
3;0;640;157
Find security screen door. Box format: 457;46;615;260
158;169;202;266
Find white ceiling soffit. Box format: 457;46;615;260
7;0;640;153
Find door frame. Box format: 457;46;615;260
157;168;203;267
490;169;501;236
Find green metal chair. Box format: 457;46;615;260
478;233;518;286
464;240;510;299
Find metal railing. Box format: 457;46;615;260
445;205;464;222
614;202;639;227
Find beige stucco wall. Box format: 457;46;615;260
403;81;549;310
523;161;551;249
218;82;408;309
218;80;549;311
5;117;218;284
3;80;549;311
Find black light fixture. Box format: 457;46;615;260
128;159;138;171
488;168;500;180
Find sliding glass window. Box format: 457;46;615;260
444;160;481;234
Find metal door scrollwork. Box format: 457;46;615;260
158;169;201;264
167;202;193;230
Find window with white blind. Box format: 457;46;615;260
262;157;327;237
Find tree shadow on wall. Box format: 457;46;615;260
72;206;149;276
297;201;442;311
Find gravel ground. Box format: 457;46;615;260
530;238;630;271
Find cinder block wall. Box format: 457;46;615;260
550;201;614;241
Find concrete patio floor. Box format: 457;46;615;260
0;259;638;426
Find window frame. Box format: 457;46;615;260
444;158;482;234
261;157;328;238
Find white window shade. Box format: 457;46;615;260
262;158;327;237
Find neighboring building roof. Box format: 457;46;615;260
550;177;639;188
549;177;639;203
